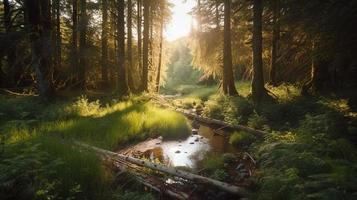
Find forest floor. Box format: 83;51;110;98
162;82;357;199
1;82;357;199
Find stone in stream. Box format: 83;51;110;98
192;129;198;135
175;150;181;154
189;142;194;144
194;138;199;142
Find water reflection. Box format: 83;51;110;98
160;134;210;168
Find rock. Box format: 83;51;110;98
189;142;194;144
155;142;161;145
175;150;181;154
158;136;163;140
192;129;198;134
184;152;188;153
178;144;182;146
194;138;199;142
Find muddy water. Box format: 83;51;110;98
159;125;234;168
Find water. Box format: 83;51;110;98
134;123;236;169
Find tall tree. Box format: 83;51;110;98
25;0;53;99
101;0;108;83
78;0;87;89
155;4;164;93
127;0;134;91
251;0;269;103
269;0;280;86
3;0;18;86
141;0;149;91
55;0;61;70
71;0;78;82
222;0;238;95
117;0;129;95
137;0;142;81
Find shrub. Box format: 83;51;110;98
248;113;270;131
202;154;225;173
229;131;254;147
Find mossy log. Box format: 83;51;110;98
152;96;267;138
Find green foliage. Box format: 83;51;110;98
211;169;229;181
203;95;253;125
113;191;155;200
0;141;104;200
248;113;270;131
172;97;202;109
229;131;254;147
0;95;191;199
202;154;225;173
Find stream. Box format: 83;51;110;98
119;120;237;170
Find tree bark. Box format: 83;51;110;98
269;0;280;86
101;0;108;84
25;0;53;99
117;0;129;95
78;0;87;90
71;0;78;83
302;40;330;95
3;0;18;87
141;0;149;92
137;0;142;86
252;0;269;104
56;0;61;70
127;0;134;91
222;0;238;95
155;8;164;93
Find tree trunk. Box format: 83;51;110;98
222;0;238;95
302;40;330;95
117;0;129;95
4;0;18;87
71;0;78;83
25;0;53;99
252;0;269;104
155;9;164;93
127;0;134;91
141;0;149;92
137;0;142;86
56;0;61;70
215;0;220;29
101;0;108;84
78;0;87;90
269;0;280;86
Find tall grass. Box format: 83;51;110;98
1;95;189;199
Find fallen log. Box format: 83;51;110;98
111;158;189;200
152;96;267;138
75;141;248;197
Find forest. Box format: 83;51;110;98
0;0;357;199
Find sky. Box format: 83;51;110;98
165;0;196;41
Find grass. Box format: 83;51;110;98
0;94;190;199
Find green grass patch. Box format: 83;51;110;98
0;95;190;199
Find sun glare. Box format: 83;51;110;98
165;0;196;41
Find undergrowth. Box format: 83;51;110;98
0;95;189;199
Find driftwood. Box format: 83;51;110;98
152;96;268;138
76;141;248;197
